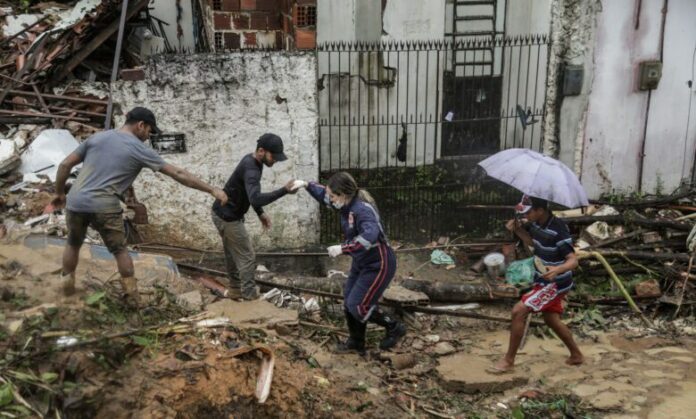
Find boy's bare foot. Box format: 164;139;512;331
487;358;515;374
565;354;585;366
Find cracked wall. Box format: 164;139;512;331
542;0;601;166
547;0;696;198
112;52;319;250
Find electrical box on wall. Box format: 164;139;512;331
150;133;187;154
638;61;662;90
562;65;584;96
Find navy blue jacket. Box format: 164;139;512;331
212;154;287;221
307;182;389;265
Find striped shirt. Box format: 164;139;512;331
525;215;574;292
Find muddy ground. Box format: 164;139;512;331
2;237;696;418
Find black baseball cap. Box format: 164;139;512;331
126;107;161;134
257;133;287;161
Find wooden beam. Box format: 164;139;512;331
0;116;51;124
0;109;90;122
52;0;150;83
6;89;107;105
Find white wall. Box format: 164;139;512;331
112;52;319;250
579;0;694;198
317;0;357;44
149;0;196;51
640;0;696;193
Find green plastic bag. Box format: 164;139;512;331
505;257;535;288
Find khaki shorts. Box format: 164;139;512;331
66;210;126;254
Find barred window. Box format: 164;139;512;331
214;32;223;50
295;5;316;27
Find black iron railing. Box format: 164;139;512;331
317;35;550;171
316;35;550;243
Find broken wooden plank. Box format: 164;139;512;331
31;84;51;115
15;101;106;118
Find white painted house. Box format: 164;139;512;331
316;0;696;199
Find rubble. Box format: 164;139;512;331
0;0;168;129
18;128;80;181
0;139;19;175
175;290;203;311
557;188;696;315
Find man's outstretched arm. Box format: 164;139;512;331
160;163;228;204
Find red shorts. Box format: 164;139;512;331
521;283;566;314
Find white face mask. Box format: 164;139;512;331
331;201;344;210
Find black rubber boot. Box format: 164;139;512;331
369;309;406;350
335;310;366;355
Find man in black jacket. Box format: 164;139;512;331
212;133;298;299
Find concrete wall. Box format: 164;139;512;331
578;0;696;198
112;52;319;250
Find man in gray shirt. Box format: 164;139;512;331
52;107;227;304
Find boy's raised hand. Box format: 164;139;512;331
505;219;521;232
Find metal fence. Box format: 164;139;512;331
316;35;550;242
317;34;549;171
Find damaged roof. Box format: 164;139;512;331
0;0;163;127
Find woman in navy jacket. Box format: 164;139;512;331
303;172;406;354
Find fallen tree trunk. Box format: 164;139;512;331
399;277;506;303
179;263;508;304
259;272;509;303
256;272;345;295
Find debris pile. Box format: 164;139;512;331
556;188;696;315
0;0;169;128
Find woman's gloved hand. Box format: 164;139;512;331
327;245;343;257
290;180;308;191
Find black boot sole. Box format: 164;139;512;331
379;323;407;350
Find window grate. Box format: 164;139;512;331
295;5;316;27
214;32;223;50
213;0;222;11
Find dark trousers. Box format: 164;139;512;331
343;243;396;322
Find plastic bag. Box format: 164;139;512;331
505;257;535;288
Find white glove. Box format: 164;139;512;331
327;245;343;258
291;180;308;191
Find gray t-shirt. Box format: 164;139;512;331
66;130;166;213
